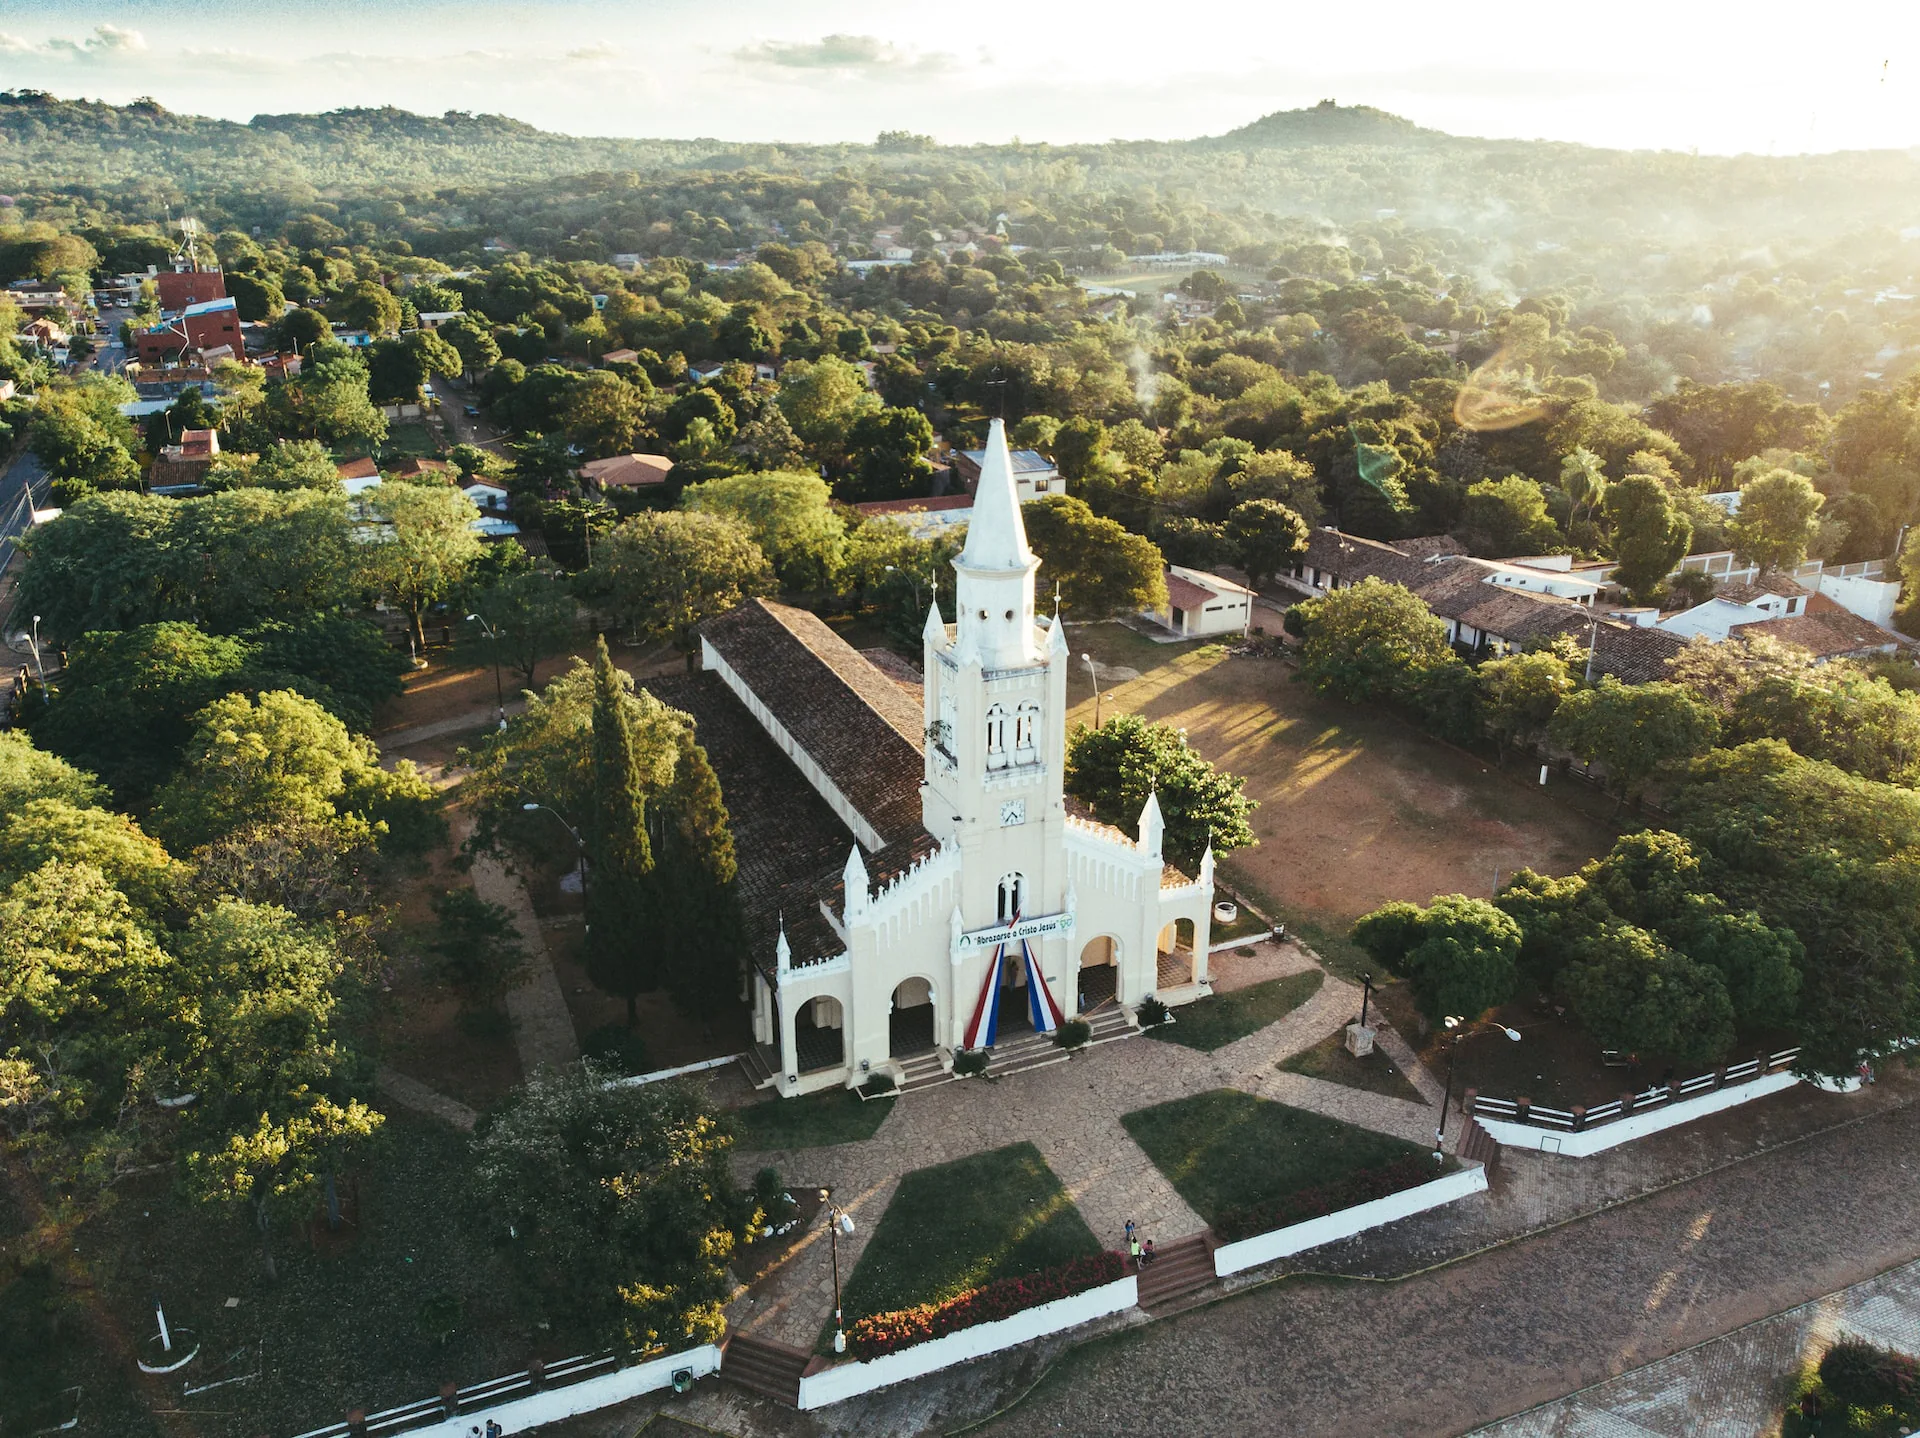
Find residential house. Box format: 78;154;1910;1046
153;268;226;313
950;445;1064;501
135;297;242;364
601;348;641;367
851;493;975;539
416;311;463;330
1148;567;1255;638
1658;577;1810;643
386;457;454;482
464;481;511;513
580;452;674;493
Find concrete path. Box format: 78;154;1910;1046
1475;1254;1920;1436
375;701;525;752
1376;1018;1451;1105
374;1065;478;1132
451;814;580;1073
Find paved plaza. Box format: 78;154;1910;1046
722;938;1443;1349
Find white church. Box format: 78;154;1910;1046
669;420;1218;1098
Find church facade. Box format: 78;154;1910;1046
698;421;1216;1098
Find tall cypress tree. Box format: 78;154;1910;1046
584;635;655;1024
651;727;748;1019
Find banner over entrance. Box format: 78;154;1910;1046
959;910;1074;951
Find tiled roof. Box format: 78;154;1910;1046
1590;622;1690;684
858;647;924;691
854;493;973;517
1718;577;1810;603
1391;535;1469;558
1731;612;1904;658
700;599;927;846
336;457;378;480
1165;573;1217;611
643;671;853;966
580;452;674;487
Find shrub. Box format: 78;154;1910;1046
1819;1339;1920;1415
953;1048;988;1076
1054;1018;1092;1049
860;1072;897;1096
1213;1154;1442;1243
1137;996;1170;1027
844;1251;1125;1359
581;1023;653;1076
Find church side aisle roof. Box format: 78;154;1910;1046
645;670;851;965
700;598;927;846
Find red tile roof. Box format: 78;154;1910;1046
855;493;973;517
336;457;378;480
580;453;674;488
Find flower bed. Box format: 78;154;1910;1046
1213;1154;1442;1243
844;1252;1126;1359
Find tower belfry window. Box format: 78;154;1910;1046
997;873;1024;923
985;704;1010;770
1014;701;1040;763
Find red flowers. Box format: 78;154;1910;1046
1214;1155;1441;1243
844;1252;1125;1359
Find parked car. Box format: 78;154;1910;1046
463;405;481;418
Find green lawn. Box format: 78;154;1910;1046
836;1143;1102;1325
1147;970;1323;1051
1280;1027;1430;1105
380;420;443;457
1121;1089;1432;1226
732;1088;894;1151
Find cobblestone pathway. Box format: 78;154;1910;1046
727;940;1429;1348
1476;1254;1920;1436
452;813;580;1073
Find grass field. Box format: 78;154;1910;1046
1121;1089;1432;1226
835;1143;1102;1326
733;1088;895;1151
1062;624;1619;980
1147;970;1324;1052
1280;1026;1429;1105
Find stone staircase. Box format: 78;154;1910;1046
1458;1115;1501;1169
898;1004;1139;1093
1134;1232;1217;1310
737;1042;779;1091
720;1331;811;1405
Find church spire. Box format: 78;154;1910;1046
958;418;1034;573
922;592;946;646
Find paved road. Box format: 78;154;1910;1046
0;447;49;577
968;1093;1920;1438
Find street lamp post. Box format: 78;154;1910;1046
1359;971;1373;1030
883;564;923;614
1081;653;1102;728
1435;1015;1521;1159
26;614;44;688
820;1190;858;1354
466;613;505;721
520;799;588;927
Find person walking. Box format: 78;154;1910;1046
1124;1218;1136;1249
1129;1232;1142;1271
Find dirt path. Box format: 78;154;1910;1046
451;813;580;1074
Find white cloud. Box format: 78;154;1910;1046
731;33;953;77
0;24;148;60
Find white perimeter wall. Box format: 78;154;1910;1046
1474;1070;1811;1157
1212;1165;1488;1277
795;1275;1138;1410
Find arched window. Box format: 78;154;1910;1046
997;873;1024;923
1014;702;1041;763
985;703;1010;770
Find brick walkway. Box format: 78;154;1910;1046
451;813;581;1073
725;939;1441;1349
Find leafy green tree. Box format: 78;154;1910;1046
176;488;357;633
29;398;139;504
152;689;435;854
1557;924;1735;1066
283;354;388;450
1459;475;1560;557
588;510;775;666
1225;499;1308;589
34;623;258;802
462;565;580;691
0;799;178;920
0;730;104;814
0;862;172;1197
244;614;409;732
361;481;485;651
430;888;529;1021
1022;494;1168;619
1064;711;1256;870
565;370;654;459
206;438;342;492
682;471;846;592
15;491;183;635
1478;649;1575;762
440;315;502;376
366;329;462;405
332;279;403;335
175;900;382;1280
1227;449;1325;527
775;354;880;463
1351;894;1520;1026
1291;576;1454;704
838;517;963;647
736;406;809;472
1559;447;1608;529
1604;475;1691;602
226;270;285;322
1549;678;1720;808
471;1068;751;1349
843;406;935;500
1728;467;1824;577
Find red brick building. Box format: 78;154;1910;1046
135;298;242;364
153;268;227;312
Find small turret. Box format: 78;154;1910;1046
922;593;946;647
1137;790;1165;859
843;845;871;923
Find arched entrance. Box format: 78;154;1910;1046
890;977;936;1057
1157;918;1200;989
1077;935;1119;1012
795;995;844;1072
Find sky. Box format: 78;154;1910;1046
3;0;1919;156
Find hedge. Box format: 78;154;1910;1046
843;1251;1126;1359
1820;1339;1920;1414
1213;1154;1443;1242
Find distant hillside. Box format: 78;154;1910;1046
1215;99;1433;147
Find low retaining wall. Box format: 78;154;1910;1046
609;1052;744;1088
795;1275;1138;1411
1475;1069;1804;1156
1212;1165;1488;1278
288;1345;720;1438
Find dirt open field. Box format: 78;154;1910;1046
1062;623;1620;973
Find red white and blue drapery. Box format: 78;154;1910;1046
961;916;1066;1049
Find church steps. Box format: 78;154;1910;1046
737;1043;780;1091
1133;1232;1218;1310
719;1332;810;1405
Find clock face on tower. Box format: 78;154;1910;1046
1000;799;1027;827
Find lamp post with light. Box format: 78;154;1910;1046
1436;1014;1521;1159
820;1190;858;1353
1081;652;1102;728
520;799;587;925
466;612;504;720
